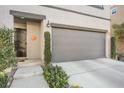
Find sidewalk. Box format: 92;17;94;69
10;60;49;88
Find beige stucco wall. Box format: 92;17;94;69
14;22;26;29
0;5;110;29
54;5;110;19
0;5;111;60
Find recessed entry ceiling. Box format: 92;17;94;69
14;17;26;24
14;16;41;24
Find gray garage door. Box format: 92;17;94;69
52;27;106;62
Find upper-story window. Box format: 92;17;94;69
111;7;118;15
89;5;104;10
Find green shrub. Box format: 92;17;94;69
70;84;81;88
0;27;16;71
0;72;8;88
111;37;116;59
44;32;51;65
43;64;69;88
116;52;124;60
112;23;124;40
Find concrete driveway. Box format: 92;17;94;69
53;58;124;88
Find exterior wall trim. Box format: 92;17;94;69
10;10;46;20
42;5;110;21
51;23;107;33
89;5;104;10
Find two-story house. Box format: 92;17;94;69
0;5;110;63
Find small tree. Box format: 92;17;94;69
112;23;124;59
44;32;51;65
112;23;124;40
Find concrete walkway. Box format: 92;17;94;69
10;60;49;88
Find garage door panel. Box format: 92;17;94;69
52;28;105;62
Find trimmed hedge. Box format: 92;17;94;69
43;64;69;88
44;32;51;65
0;27;16;71
0;72;8;88
111;37;116;59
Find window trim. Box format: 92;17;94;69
111;7;118;15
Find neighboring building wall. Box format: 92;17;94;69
0;5;110;61
117;40;124;52
111;5;124;52
111;5;124;25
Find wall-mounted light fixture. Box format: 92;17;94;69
20;16;25;19
47;20;50;27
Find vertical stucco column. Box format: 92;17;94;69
106;28;111;58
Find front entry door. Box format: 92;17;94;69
27;21;41;59
15;28;27;57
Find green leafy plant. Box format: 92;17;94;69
116;52;124;57
44;32;51;65
0;27;16;71
0;72;8;88
43;64;69;88
70;84;81;88
116;52;124;60
112;23;124;58
111;37;116;59
112;23;124;40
